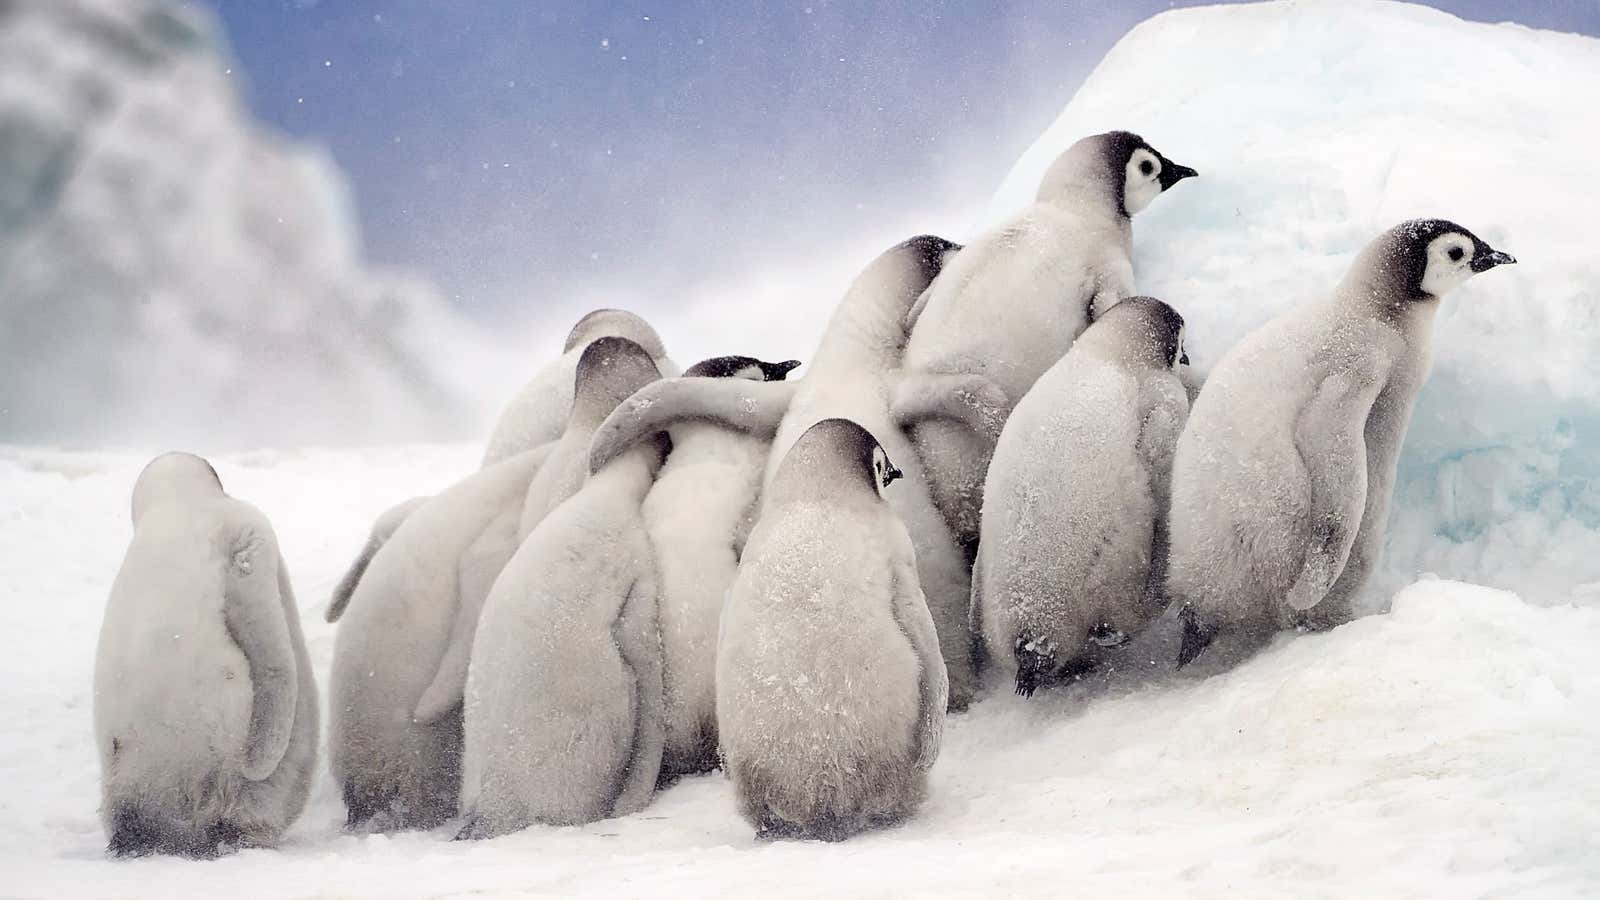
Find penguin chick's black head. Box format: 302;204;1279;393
1101;131;1198;217
1092;296;1187;369
776;417;898;500
683;355;803;381
897;234;964;284
571;336;662;426
1378;218;1517;301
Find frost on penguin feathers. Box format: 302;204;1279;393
95;104;1522;855
96;453;318;857
1166;219;1515;670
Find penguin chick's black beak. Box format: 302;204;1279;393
1179;351;1191;366
762;359;803;381
1470;246;1517;273
882;462;904;486
1159;161;1198;190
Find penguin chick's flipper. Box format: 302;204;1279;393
453;815;496;842
1013;632;1056;698
608;569;667;819
413;508;521;724
890;560;949;769
224;529;298;781
413;443;557;723
326;495;429;622
889;371;1009;443
588;377;796;475
1286;365;1384;612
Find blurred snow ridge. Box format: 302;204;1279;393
0;0;482;448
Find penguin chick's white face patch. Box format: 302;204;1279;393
733;365;765;381
1419;232;1479;298
1123;148;1164;215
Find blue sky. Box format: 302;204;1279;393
197;1;1600;321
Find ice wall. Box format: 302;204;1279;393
0;0;478;447
992;0;1600;602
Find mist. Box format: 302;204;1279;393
4;0;1596;451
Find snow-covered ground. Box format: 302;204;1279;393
5;0;1600;896
3;445;1598;899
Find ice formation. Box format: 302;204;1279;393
993;0;1600;603
0;0;476;446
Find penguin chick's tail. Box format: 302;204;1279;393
1176;604;1215;669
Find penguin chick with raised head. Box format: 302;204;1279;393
718;418;948;842
95;453;317;857
903;130;1197;558
974;297;1190;696
1166;220;1516;670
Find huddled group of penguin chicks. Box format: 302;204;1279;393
92;129;1517;857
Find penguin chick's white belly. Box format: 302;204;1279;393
98;512;253;782
719;505;922;775
647;424;766;775
464;497;647;828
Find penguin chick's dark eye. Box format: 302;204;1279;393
1448;246;1464;262
1139;160;1154;176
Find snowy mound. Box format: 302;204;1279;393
995;0;1600;603
6;446;1600;896
0;0;476;447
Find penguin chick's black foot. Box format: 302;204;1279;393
1014;632;1056;698
453;815;495;842
1176;605;1216;669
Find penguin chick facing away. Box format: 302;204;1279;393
95;453;318;857
458;339;671;837
974;297;1191;697
903;130;1197;560
1165;219;1515;670
718;418;948;842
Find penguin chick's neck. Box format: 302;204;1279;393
1036;145;1132;225
592;440;665;501
1333;249;1446;334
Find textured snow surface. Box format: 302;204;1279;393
994;0;1600;606
4;446;1599;898
0;0;483;447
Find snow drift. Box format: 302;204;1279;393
0;0;479;447
5;446;1599;898
994;0;1600;604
